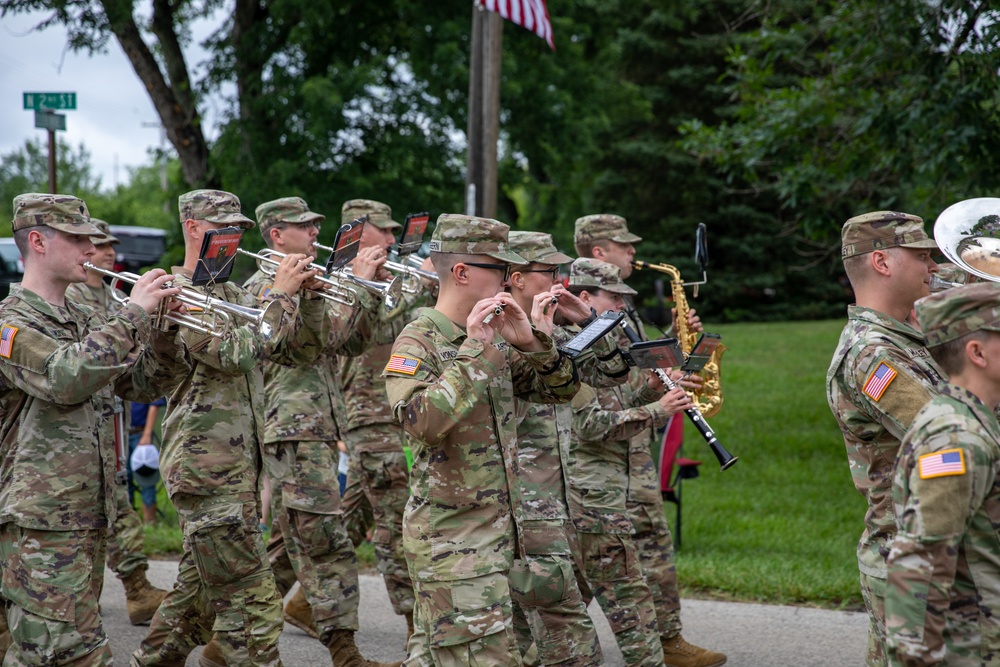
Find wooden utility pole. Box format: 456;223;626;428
466;4;502;219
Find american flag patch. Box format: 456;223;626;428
259;285;273;299
385;354;420;375
919;449;966;479
0;324;17;359
862;362;897;401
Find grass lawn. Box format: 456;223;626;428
140;318;864;609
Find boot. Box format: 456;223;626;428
122;567;169;626
662;635;727;667
198;636;226;667
283;586;319;639
327;629;402;667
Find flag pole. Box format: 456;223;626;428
466;1;502;218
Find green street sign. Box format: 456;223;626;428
22;92;77;111
34;110;66;132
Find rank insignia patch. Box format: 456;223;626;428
863;362;897;401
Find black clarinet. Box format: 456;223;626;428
622;323;738;471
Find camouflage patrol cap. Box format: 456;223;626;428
916;281;1000;347
255;197;325;237
11;193;105;237
574;214;642;245
341;199;401;231
428;213;527;264
89;218;120;245
568;257;637;295
841;211;936;259
508;231;573;265
179;189;254;229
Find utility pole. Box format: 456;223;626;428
466;3;502;218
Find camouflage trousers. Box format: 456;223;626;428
342;423;415;616
577;531;663;667
0;523;111;666
404;572;521;667
106;481;149;578
628;501;682;641
131;492;282;667
509;550;602;667
265;440;360;639
860;572;887;667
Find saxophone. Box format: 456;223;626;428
633;261;726;417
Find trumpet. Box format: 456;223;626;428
86;263;284;340
238;248;403;311
313;242;439;295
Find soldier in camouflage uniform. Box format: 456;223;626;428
132;190;331;667
506;232;635;666
565;258;722;667
826;211;944;667
337;199;423;639
574;217;721;667
240;196;397;667
65;219;170;627
884;281;1000;666
384;214;580;667
0;193;187;666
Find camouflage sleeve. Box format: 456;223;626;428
849;349;935;440
264;291;331;365
553;325;629;389
885;422;991;666
116;324;191;402
570;383;670;443
510;329;580;404
0;303;152;404
385;333;506;447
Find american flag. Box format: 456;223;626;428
386;354;421;375
0;324;17;358
862;362;897;401
919;449;965;479
478;0;555;51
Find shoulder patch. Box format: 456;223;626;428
863;362;897;401
258;285;273;299
919;448;966;479
0;324;18;358
386;354;421;375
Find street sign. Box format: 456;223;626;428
34;110;66;132
23;92;77;111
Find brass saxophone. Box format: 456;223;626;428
633;260;726;417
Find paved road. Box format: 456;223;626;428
101;560;867;665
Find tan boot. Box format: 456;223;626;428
283;586;319;639
327;629;402;667
662;635;727;667
198;636;226;667
122;567;169;626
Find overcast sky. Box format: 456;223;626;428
0;9;225;191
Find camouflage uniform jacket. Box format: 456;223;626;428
244;269;377;444
886;384;1000;666
339;288;432;435
516;325;630;554
569;371;670;534
827;305;944;579
159;269;329;497
0;285;187;530
385;308;579;582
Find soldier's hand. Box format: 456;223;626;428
551;285;592;324
272;253;322;295
352;246;387;281
492;292;545;352
658;387;693;416
530;291;559;337
128;269;182;315
672;368;704;391
687;308;703;334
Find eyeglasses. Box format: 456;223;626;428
461;262;513;282
520;267;561;280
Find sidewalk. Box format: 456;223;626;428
101;560;867;665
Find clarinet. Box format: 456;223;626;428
622;322;738;471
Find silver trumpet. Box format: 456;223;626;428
85;263;284;340
239;248;403;311
313;242;438;295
